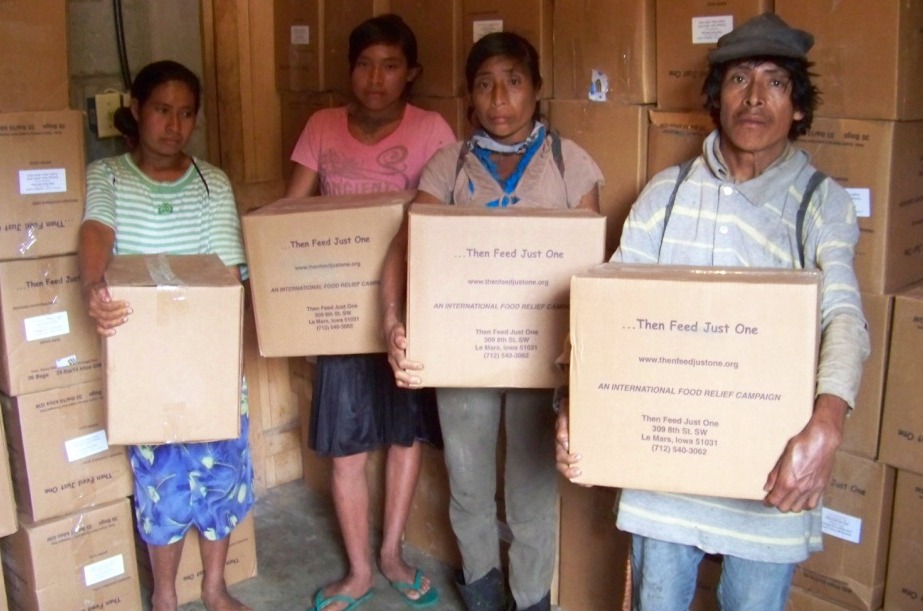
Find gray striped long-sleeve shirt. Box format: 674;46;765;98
612;130;870;563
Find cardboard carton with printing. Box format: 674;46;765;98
568;263;821;499
793;450;895;611
0;409;16;537
1;379;133;523
878;280;923;475
406;204;606;388
0;497;142;611
242;191;413;357
883;469;923;611
0;110;85;259
0;254;102;397
103;254;243;444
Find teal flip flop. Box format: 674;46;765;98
389;569;440;609
308;587;374;611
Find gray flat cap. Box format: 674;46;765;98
708;13;813;65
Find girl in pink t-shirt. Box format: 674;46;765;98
284;14;454;611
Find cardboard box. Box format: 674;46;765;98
553;0;655;103
0;0;69;113
463;0;553;99
103;254;243;444
274;0;321;91
646;109;714;182
878;281;923;475
786;586;860;611
883;469;923;611
776;0;923;121
569;263;821;499
557;484;631;611
406;204;606;388
793;451;895;611
841;292;891;460
242;191;412;357
1;380;133;523
655;0;773;111
546;101;649;257
798;117;923;295
0;110;86;260
0;498;142;611
0;255;102;397
393;0;464;97
137;513;257;606
0;410;16;538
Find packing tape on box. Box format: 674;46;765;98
146;254;189;325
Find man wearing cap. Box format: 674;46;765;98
555;13;869;610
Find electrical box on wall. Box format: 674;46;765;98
87;91;130;139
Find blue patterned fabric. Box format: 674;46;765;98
131;386;254;545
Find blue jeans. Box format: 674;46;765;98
631;535;796;611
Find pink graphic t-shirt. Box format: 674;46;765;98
290;104;455;195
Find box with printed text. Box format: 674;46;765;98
0;497;142;611
0;254;102;397
243;191;413;357
0;110;85;260
406;204;606;388
568;263;820;499
1;379;132;523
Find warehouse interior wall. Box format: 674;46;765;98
67;0;208;164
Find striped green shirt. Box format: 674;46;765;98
84;154;245;269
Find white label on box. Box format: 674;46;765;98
473;20;503;43
821;507;862;544
18;168;67;195
83;554;125;586
692;15;733;44
290;24;310;45
23;311;70;341
846;188;871;218
65;430;110;463
55;354;78;368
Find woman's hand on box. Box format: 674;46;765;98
555;399;586;482
386;321;424;389
83;281;132;337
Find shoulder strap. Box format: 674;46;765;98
796;170;828;269
548;128;565;177
663;157;696;231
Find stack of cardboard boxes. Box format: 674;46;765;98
270;1;923;610
0;2;144;608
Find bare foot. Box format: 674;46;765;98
311;573;374;611
202;587;252;611
380;555;432;602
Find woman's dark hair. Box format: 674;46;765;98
464;31;543;124
348;13;419;70
113;60;201;148
702;56;820;140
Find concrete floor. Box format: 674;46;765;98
148;479;469;611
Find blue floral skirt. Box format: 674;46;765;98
130;389;254;546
